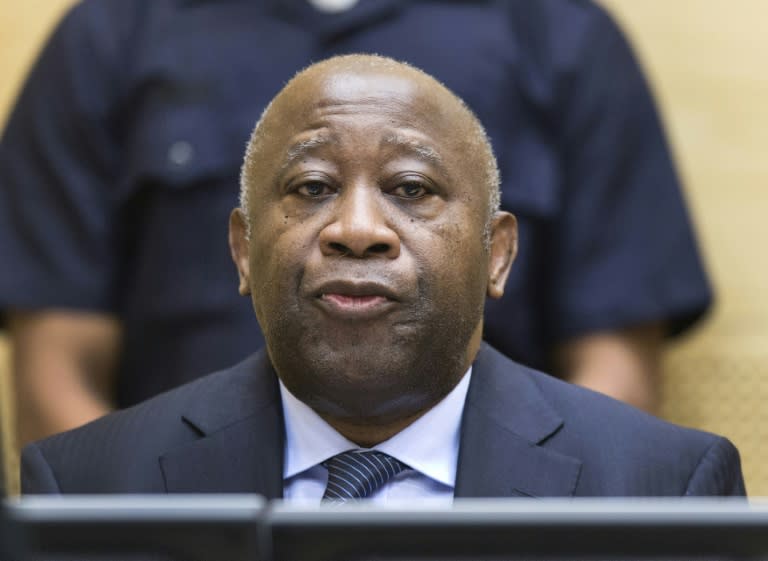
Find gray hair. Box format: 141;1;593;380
239;54;501;242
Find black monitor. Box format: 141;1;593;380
8;495;265;561
1;504;24;561
269;499;768;561
6;496;768;561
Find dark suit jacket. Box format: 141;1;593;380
21;344;745;497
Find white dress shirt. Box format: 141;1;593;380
280;368;472;504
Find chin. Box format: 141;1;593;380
264;300;481;422
296;376;439;424
276;339;466;421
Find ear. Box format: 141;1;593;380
228;208;252;296
486;211;517;300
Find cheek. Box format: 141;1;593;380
249;204;329;284
247;213;305;293
427;221;488;292
434;218;483;255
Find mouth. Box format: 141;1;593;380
313;280;399;320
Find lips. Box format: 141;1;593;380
321;292;388;309
311;279;400;319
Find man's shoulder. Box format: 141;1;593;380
21;351;276;493
476;343;724;453
471;344;744;496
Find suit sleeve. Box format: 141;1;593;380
0;1;132;320
547;4;712;343
684;437;746;496
21;443;62;494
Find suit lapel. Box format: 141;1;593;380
159;352;285;498
455;345;582;498
156;345;581;499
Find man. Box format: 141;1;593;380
2;1;709;449
22;56;743;499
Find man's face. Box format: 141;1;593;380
230;67;515;423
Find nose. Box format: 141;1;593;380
319;186;400;259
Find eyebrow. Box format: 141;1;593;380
381;133;445;170
279;134;334;173
277;132;446;174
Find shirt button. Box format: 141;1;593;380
168;140;194;167
308;0;358;13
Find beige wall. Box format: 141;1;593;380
0;0;75;123
2;1;767;493
600;0;768;494
0;0;77;496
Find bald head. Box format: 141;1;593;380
240;54;500;236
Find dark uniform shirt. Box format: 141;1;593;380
0;0;712;407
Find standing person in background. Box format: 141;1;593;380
0;0;711;446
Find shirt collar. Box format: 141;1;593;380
280;368;472;488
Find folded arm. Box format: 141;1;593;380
555;322;664;413
9;310;121;447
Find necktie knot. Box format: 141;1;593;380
322;450;409;502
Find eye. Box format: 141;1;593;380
392;182;429;199
296;181;334;197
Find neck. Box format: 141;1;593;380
319;331;482;447
319;408;431;448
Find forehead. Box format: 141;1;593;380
317;70;420;107
265;69;464;154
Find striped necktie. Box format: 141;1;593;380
322;449;409;502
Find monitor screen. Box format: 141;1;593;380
269;499;768;561
6;496;768;561
1;505;24;561
8;495;265;561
